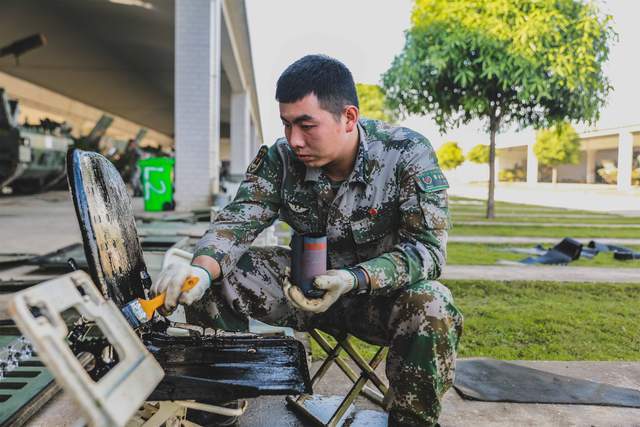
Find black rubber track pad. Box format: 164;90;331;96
454;359;640;408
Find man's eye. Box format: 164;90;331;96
282;123;291;129
301;125;315;130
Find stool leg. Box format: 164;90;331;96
287;330;390;426
325;340;389;425
310;330;361;384
339;337;389;397
312;331;389;406
309;333;343;389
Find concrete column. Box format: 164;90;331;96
617;132;633;191
249;120;258;158
250;121;259;155
526;143;538;185
586;148;596;184
229;92;251;177
174;0;222;211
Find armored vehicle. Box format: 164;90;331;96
0;88;113;194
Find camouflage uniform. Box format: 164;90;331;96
191;118;463;426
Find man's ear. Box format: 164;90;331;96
344;105;359;133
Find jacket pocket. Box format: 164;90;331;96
417;190;451;230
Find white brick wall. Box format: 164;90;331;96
174;0;222;211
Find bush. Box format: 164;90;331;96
499;165;526;182
467;144;490;164
437;141;465;170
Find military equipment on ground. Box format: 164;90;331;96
0;88;116;194
0;88;74;193
73;114;113;152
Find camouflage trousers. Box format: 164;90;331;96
187;246;463;426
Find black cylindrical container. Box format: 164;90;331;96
291;232;327;298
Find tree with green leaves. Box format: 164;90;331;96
355;83;397;123
467;144;490;164
383;0;615;217
437;141;465;170
534;122;580;184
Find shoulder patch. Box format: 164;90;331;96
415;169;449;192
247;145;268;174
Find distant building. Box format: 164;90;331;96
497;125;640;191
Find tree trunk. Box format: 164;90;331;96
486;122;497;219
552;167;558;184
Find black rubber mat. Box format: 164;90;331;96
147;333;312;402
583;240;636;260
520;237;582;265
454;359;640;408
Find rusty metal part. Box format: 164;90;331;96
67;149;150;306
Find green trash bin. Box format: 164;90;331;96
138;157;175;211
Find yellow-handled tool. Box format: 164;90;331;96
121;276;199;329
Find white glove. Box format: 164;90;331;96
151;253;212;312
283;269;355;314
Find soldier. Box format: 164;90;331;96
151;54;463;426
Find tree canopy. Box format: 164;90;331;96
383;0;615;217
437;141;465;170
355;83;397;123
467;144;490;164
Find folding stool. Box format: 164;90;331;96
287;329;389;426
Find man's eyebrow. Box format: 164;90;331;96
280;114;315;124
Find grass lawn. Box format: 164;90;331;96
448;197;640;237
310;280;640;362
450;224;640;238
447;242;640;268
450;280;640;360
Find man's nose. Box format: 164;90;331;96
288;126;305;149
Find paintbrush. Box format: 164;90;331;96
121;276;199;329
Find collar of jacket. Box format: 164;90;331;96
303;121;370;186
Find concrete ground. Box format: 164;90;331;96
246;359;640;427
449;181;640;216
2;191;640;426
26;358;640;426
442;264;640;282
450;236;640;245
455;221;640;228
0;191;81;255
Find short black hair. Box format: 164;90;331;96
275;54;359;119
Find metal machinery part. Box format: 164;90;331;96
9;271;165;427
67;148;151;306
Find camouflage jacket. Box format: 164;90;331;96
194;118;450;295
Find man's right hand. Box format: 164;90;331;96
151;263;212;312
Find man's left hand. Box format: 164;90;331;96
284;269;355;313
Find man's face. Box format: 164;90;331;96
279;93;349;168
